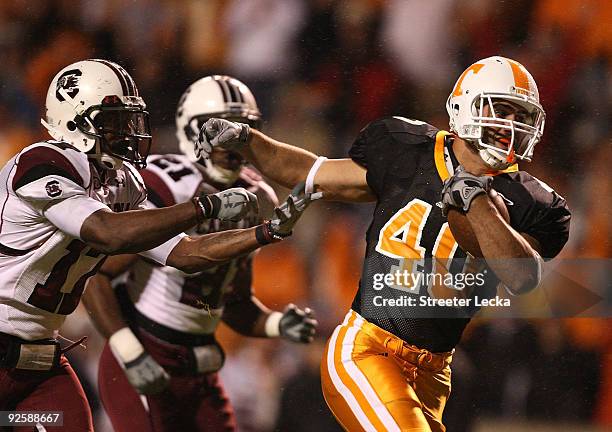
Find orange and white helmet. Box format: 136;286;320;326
446;56;545;170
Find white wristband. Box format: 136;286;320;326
305;156;328;195
109;327;145;364
264;312;283;338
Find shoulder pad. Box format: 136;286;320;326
140;154;203;207
492;171;571;259
380;117;440;139
12;141;91;201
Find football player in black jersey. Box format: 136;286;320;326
195;56;571;431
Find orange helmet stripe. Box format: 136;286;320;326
507;59;530;91
452;63;485;97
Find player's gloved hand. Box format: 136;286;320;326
195;187;259;222
109;328;170;395
196;118;250;160
265;304;318;343
438;166;492;216
269;182;322;237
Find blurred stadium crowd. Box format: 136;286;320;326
0;1;610;431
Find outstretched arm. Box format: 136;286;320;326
166;227;263;273
245;130;374;202
47;187;258;256
242;129;318;188
198;120;375;202
166;183;317;273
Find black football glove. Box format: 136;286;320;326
279;304;318;344
438;166;492;216
109;328;169;395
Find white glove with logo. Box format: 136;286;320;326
196;118;250;160
196;187;259;222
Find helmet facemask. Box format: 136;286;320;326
470;95;545;169
79;95;152;169
176;75;262;184
184;112;261;185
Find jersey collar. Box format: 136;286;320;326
434;131;518;182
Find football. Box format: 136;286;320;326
447;189;510;257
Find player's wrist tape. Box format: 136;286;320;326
264;311;283;338
305;156;328;195
109;327;145;364
255;221;289;245
192;197;206;224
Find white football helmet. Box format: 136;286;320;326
176;75;261;185
446;56;546;170
42;59;152;169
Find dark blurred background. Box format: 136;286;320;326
1;1;610;431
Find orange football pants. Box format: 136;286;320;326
321;310;453;432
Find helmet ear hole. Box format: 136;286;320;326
66;121;77;131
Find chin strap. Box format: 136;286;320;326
478;147;511;170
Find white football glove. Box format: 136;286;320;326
197;187;259;222
196;118;250;161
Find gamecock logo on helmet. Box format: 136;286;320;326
56;69;82;102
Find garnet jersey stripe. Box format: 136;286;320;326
12;146;84;191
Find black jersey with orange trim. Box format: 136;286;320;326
349;116;570;352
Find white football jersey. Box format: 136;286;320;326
126;154;278;335
0;141;147;340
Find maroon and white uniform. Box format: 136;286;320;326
99;154;278;432
0;142;180;429
0;142;178;340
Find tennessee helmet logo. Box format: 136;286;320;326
56;69;82;102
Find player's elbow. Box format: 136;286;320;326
505;257;543;295
175;261;214;274
83;228;128;255
80;210;130;254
